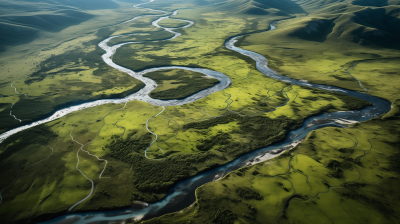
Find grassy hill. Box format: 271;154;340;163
237;0;400;89
202;0;306;15
0;0;152;133
0;0;118;51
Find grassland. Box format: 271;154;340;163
138;104;399;223
143;69;220;100
0;0;398;223
157;19;190;28
238;2;400;97
0;65;371;222
0;82;371;223
106;16;177;46
0;31;375;224
0;1;164;133
130;1;400;223
111;6;277;72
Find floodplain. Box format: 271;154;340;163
0;0;399;223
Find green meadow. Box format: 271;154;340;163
140;106;399;223
133;0;400;223
0;0;399;223
0;0;162;133
158;19;190;28
144;69;220;100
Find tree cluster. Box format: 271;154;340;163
236;187;264;200
144;69;219;100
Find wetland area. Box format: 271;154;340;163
0;0;399;224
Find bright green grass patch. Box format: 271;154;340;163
348;58;400;101
112;8;275;72
107;31;175;46
0;79;367;223
138;102;400;224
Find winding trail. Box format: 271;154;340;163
68;128;95;212
114;120;127;138
9;81;26;122
67;102;130;210
9;104;22;123
346;63;369;92
11;81;26;96
145;106;165;159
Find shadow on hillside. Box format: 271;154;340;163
289;19;336;42
352;0;388;7
352;7;400;46
254;0;306;14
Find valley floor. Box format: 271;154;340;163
0;0;399;223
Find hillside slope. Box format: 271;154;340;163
0;0;118;51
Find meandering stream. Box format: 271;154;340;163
0;4;230;145
0;1;392;224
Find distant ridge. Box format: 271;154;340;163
268;0;400;47
207;0;307;15
0;0;118;51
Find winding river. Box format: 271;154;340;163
0;0;392;224
0;2;230;144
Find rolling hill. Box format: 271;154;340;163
0;0;119;51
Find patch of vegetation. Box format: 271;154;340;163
239;4;400;99
158;18;190;28
105;114;300;196
301;86;372;110
139;102;400;224
0;124;57;160
0;26;146;133
236;187;264;200
197;133;232;151
389;152;400;173
210;209;237;224
111;7;272;73
144;69;219;100
105;132;153;156
107;31;175;46
112;153;196;194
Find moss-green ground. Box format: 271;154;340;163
0;0;399;223
138;102;400;224
158;18;190;28
0;2;163;133
238;5;400;99
132;1;400;224
143;69;220;100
